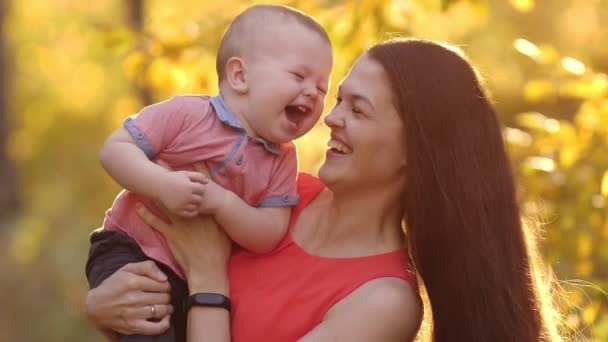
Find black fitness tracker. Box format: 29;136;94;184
186;293;231;312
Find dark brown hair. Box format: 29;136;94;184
368;39;557;341
216;4;330;82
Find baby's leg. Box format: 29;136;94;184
85;229;188;342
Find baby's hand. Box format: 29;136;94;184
158;171;207;217
197;178;229;215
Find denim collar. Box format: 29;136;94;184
209;95;281;156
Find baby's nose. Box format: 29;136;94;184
303;83;318;98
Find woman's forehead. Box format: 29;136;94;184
340;55;393;102
343;55;384;83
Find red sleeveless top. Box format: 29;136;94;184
229;174;418;341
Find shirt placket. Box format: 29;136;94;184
212;133;246;178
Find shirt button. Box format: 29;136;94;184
236;156;244;166
136;131;144;139
283;195;290;203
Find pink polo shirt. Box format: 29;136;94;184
102;95;299;278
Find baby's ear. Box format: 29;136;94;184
225;57;248;94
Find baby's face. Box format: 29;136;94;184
243;22;333;144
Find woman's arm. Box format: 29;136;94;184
186;278;231;342
85;261;173;338
136;201;232;342
298;278;422;342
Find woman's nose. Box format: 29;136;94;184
324;108;344;128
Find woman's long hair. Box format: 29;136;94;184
368;39;559;342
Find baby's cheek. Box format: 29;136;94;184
304;117;319;133
318;101;326;114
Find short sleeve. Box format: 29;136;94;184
123;96;191;158
258;144;299;207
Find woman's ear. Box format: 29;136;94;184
225;57;248;94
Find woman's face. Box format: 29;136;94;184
319;53;407;191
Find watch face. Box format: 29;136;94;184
194;293;225;305
189;292;231;311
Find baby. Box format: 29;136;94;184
85;4;332;342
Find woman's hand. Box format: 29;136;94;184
85;261;173;336
137;162;232;293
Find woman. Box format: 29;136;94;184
85;39;559;341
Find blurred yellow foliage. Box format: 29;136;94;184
510;0;535;13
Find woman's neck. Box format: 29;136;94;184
297;185;405;257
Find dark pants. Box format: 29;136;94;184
85;229;188;342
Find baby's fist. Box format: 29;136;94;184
158;171;207;217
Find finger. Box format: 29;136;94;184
146;303;173;320
151;201;182;224
141;314;171;334
126;292;172;308
187;171;209;184
123;303;166;320
156;159;173;171
191;182;206;196
146;304;173;319
121;261;168;283
121;274;172;295
136;205;172;236
190;194;203;205
193;162;210;177
147;304;157;320
184;202;198;211
179;209;198;218
120;315;171;336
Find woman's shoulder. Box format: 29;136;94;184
356;277;421;312
339;274;421;313
323;277;422;340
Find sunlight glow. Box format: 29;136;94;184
503;127;532;146
514;39;541;59
561;57;586;75
527;157;556;172
543;118;560;133
510;0;535;13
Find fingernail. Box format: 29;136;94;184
158;273;167;281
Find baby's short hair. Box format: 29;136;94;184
216;4;330;83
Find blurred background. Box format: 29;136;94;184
0;0;607;340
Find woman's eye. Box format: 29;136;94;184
352;107;363;115
292;72;304;80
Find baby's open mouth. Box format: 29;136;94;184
284;105;310;127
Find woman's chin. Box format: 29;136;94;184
318;163;340;187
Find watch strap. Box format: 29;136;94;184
186;292;231;312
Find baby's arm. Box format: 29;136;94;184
216;189;290;254
196;178;289;253
100;127;207;217
206;144;299;253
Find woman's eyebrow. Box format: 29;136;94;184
337;85;375;111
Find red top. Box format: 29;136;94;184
229;173;418;341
